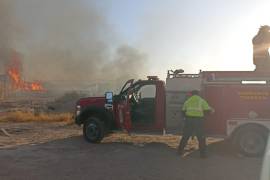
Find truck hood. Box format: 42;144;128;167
77;97;106;108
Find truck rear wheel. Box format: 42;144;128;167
83;116;105;143
234;125;268;157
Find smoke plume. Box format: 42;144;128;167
0;0;147;85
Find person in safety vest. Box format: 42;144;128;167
178;90;213;158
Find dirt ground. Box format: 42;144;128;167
0;122;263;180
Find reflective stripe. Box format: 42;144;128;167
186;107;202;111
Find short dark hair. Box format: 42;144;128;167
191;90;199;95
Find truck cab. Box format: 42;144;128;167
75;76;166;143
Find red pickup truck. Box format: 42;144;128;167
75;71;270;156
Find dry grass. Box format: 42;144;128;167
104;133;223;149
104;133;181;148
0;111;73;124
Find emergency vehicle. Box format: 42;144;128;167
75;70;270;157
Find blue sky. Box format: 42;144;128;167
91;0;270;79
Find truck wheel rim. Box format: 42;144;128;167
86;123;99;140
240;132;265;155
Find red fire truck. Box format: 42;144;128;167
75;70;270;156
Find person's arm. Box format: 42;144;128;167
202;99;214;115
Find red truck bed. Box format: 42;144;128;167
202;71;270;135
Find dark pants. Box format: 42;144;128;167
178;117;206;155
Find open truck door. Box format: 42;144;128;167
117;93;132;133
116;77;166;134
128;77;166;133
116;79;134;132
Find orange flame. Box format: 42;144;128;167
6;51;45;92
8;68;20;85
30;82;44;91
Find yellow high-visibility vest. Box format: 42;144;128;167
182;95;211;118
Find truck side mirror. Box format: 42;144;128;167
105;92;113;104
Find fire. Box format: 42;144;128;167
7;68;20;85
30;82;44;91
6;51;45;92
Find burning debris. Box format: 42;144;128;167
0;0;148;114
0;49;46;101
0;49;49;114
6;50;45;92
0;1;148;84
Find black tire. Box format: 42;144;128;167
234;125;268;157
83;116;105;143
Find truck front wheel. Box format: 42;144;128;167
83;116;105;143
234;125;268;157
